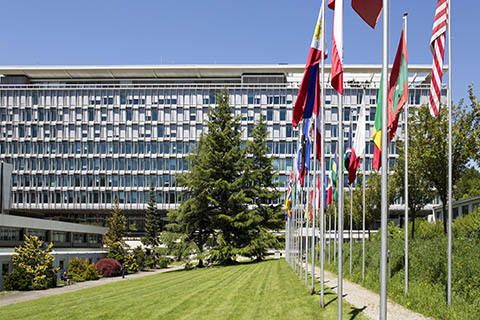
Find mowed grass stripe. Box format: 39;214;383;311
0;260;368;320
172;264;257;319
157;264;252;319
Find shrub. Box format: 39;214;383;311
68;257;87;282
124;253;139;274
4;268;32;291
415;219;443;239
133;246;146;270
9;235;59;290
83;263;100;281
453;207;480;239
107;244;126;264
95;258;121;277
157;256;170;269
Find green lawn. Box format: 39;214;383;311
0;259;366;320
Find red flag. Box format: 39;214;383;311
429;0;448;117
329;0;343;95
292;4;326;127
351;0;383;29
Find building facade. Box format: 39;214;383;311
0;65;444;235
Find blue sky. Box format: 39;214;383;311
0;0;476;102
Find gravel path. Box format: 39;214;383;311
307;264;433;320
0;265;184;308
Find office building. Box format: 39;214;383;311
0;64;445;235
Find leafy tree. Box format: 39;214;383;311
142;181;162;247
7;235;58;290
104;198;128;262
240;114;283;260
350;172;383;230
390;137;434;239
410;93;480;233
455;167;480;200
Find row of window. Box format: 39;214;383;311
13;173;179;189
13;190;180;205
2;141;197;156
0;227;102;244
0;89;301;108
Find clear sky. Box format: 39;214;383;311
0;0;476;102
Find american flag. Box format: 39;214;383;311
429;0;448;117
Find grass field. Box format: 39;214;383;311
0;259;366;320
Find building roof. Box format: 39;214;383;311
0;64;439;80
0;214;107;234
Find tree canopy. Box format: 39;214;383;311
167;90;282;264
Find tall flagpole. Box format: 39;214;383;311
334;202;337;264
403;12;409;295
337;90;344;319
312;119;317;293
380;0;390;319
447;0;453;306
362;89;366;281
350;184;353;274
319;0;326;306
328;205;332;263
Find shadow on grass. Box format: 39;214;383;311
348;306;366;320
324;296;337;307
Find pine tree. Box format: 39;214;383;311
104;198;128;262
241;114;283;260
168;90;250;264
143;181;161;247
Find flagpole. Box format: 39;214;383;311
350;184;353;274
311;122;317;293
318;0;326;305
334;201;337;264
329;203;332;264
337;90;344;320
403;12;409;295
447;0;453;306
380;0;390;318
362;88;366;281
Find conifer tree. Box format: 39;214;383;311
143;181;161;247
104;199;128;262
241;114;283;260
168;90;250;264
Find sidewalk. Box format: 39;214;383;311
0;265;183;308
304;263;432;320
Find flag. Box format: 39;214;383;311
388;28;408;141
344;122;354;185
329;0;343;95
372;75;383;171
316;173;321;214
285;170;294;216
292;4;327;127
315;112;322;164
373;27;409;171
298;119;312;186
429;0;448;117
331;148;338;202
351;0;383;29
348;93;366;184
326;171;333;207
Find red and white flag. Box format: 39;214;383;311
429;0;448;117
329;0;343;95
348;95;366;185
